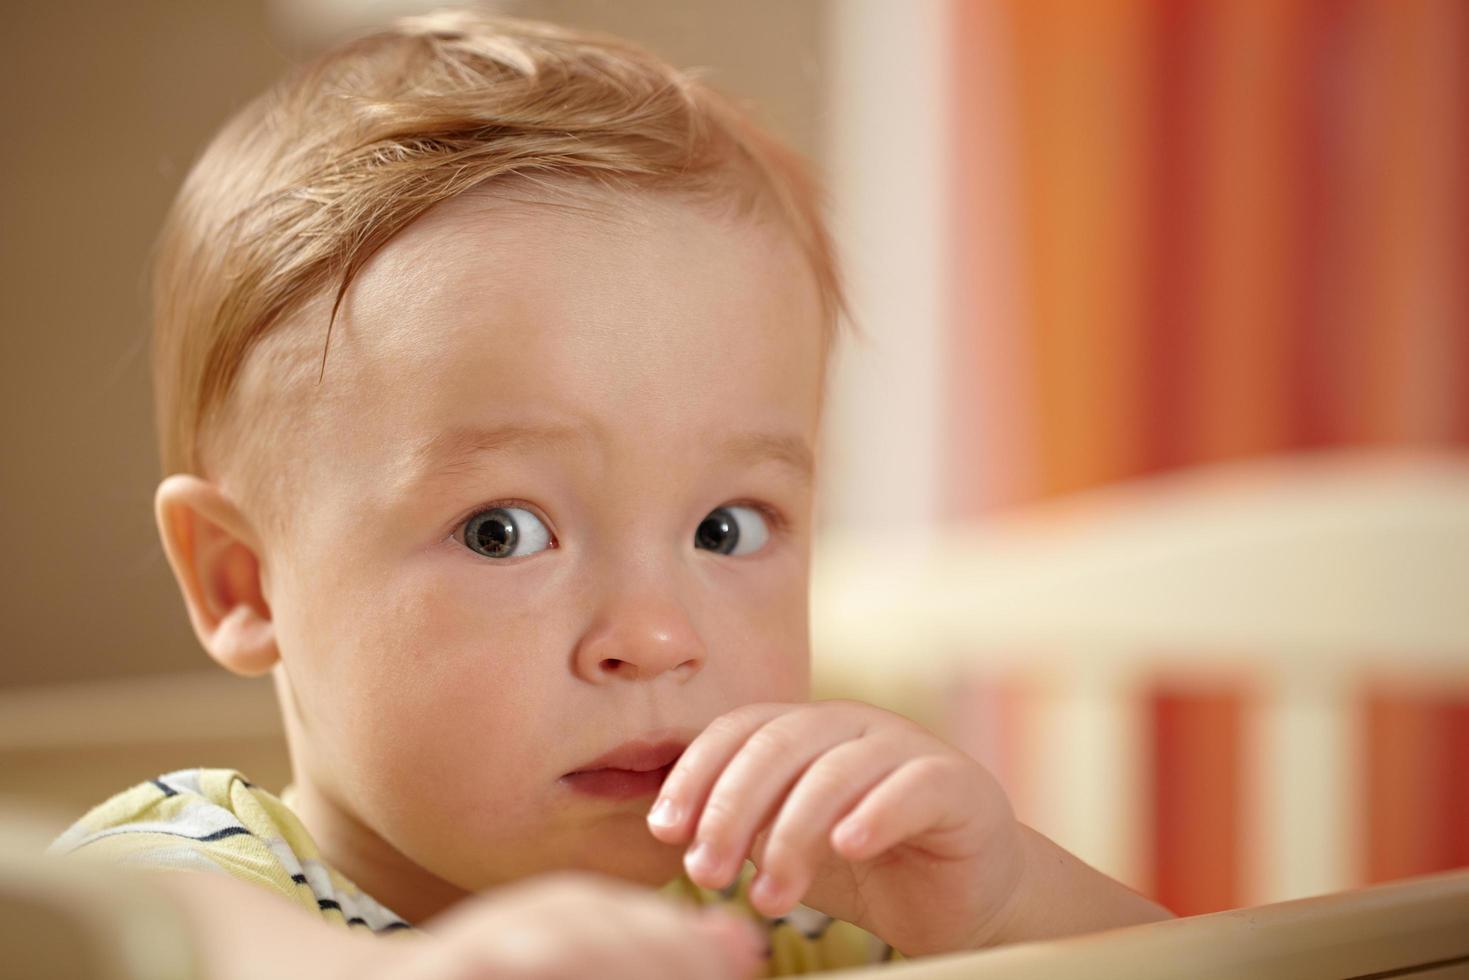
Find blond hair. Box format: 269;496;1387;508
152;8;845;508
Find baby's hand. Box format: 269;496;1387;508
371;873;763;980
647;700;1028;957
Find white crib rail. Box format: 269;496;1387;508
810;449;1469;904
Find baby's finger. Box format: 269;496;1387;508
746;735;909;916
647;702;791;845
829;755;972;864
682;707;865;890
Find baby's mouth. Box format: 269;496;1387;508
559;763;675;800
560;738;687;801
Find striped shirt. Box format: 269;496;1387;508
48;769;897;975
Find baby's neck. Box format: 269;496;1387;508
287;776;469;925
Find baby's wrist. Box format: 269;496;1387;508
945;819;1041;954
880;814;1032;958
963;822;1173;949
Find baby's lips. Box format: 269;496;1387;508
693;907;765;977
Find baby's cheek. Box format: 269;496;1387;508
350;594;552;790
354;662;557;874
726;642;809;704
773;654;812;701
369;650;548;772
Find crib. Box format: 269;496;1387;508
2;447;1466;975
810;448;1469;912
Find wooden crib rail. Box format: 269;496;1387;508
827;868;1469;980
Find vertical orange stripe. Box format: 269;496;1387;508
1357;1;1464;445
1149;683;1244;915
1445;698;1469;869
1285;0;1340;450
1327;0;1393;447
1189;0;1308;463
1289;0;1358;449
1365;687;1450;881
1445;0;1469;448
1006;0;1149;497
1139;1;1206;474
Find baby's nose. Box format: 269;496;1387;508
573;596;706;683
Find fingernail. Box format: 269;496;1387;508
749;872;782;911
647;797;680;829
836;820;868;852
685;840;722;881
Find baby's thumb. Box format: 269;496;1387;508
691;907;765;979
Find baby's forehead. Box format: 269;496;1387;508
335;185;816;366
230;184;824;497
386;181;754;252
353;183;775;295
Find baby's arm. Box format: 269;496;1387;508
147;869;385;980
979;823;1172;946
146;868;762;980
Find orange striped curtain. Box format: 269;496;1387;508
948;0;1468;915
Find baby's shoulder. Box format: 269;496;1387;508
49;768;287;860
47;768;409;933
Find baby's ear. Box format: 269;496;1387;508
154;474;278;677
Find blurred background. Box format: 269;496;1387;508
1;0;1465;921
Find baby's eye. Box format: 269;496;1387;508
694;505;769;556
461;506;554;560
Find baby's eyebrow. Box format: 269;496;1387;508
722;430;814;485
403;422;813;486
406;422;588;483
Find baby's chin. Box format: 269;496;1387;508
569;827;689;887
441;808;693;892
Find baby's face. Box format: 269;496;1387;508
262;187;824;911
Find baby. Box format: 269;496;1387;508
49;9;1169;978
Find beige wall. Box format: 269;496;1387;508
1;2;286;687
0;1;829;690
